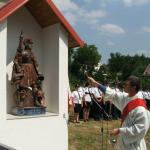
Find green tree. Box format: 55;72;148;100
108;52;150;82
69;44;101;85
107;53;125;81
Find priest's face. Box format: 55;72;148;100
124;81;132;94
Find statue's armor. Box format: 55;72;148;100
20;49;38;88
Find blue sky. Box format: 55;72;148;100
52;0;150;64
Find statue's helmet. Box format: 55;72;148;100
24;38;33;49
24;38;33;44
24;38;33;45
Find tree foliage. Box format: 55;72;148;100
107;52;150;87
69;44;101;87
69;46;150;89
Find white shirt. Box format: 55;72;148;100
104;87;150;150
71;91;82;104
141;91;150;100
84;87;92;102
90;87;102;98
78;86;84;98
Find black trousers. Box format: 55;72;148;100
90;99;103;120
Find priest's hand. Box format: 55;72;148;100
110;128;120;136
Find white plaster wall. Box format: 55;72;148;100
0;6;68;150
0;116;67;150
0;19;7;120
42;24;68;116
7;6;43;113
59;25;69;120
42;24;59;113
7;6;43;66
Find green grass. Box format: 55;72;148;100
68;119;150;150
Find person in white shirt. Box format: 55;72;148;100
141;89;150;110
83;82;92;122
71;84;82;123
88;75;150;150
89;86;104;120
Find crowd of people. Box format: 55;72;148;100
142;89;150;109
69;81;150;124
69;81;121;123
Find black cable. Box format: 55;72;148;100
91;96;117;150
91;96;112;120
101;113;104;150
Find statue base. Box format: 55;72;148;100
12;106;46;116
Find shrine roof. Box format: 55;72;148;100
0;0;84;48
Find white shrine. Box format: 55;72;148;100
0;0;84;149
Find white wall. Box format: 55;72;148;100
42;24;68;115
0;19;7;120
59;25;68;119
0;5;68;150
0;116;68;150
42;24;59;113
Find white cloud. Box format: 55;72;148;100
83;0;93;3
122;0;150;7
129;49;150;57
99;24;126;34
83;10;107;19
138;50;150;57
52;0;79;26
52;0;79;12
142;26;150;33
99;0;117;7
64;12;78;26
79;9;107;26
107;41;115;46
84;0;150;7
52;0;107;27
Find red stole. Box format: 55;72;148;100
121;98;147;125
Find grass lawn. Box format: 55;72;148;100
68;118;150;150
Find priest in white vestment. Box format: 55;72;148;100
88;76;150;150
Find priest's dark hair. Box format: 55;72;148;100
127;75;141;92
